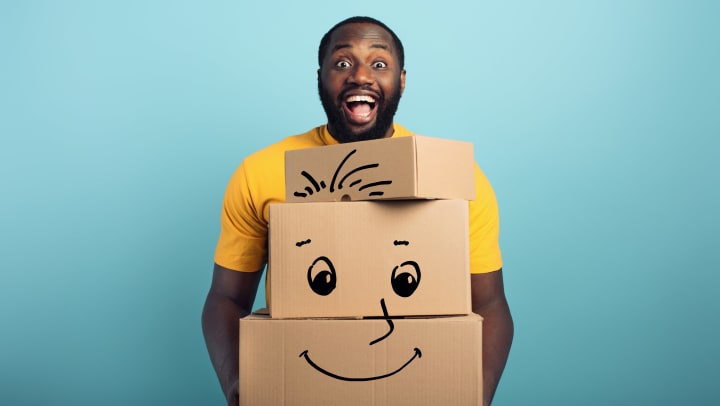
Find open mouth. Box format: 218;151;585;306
299;347;422;381
343;94;378;125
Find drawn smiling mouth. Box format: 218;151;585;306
299;347;422;381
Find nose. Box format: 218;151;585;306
348;63;374;86
369;298;394;345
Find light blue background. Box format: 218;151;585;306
1;1;718;405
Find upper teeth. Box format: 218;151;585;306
346;95;375;103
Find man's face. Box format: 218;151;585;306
318;23;406;143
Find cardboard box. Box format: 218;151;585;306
285;135;475;202
239;312;483;406
268;200;470;319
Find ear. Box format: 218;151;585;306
400;69;406;95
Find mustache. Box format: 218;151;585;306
338;85;382;102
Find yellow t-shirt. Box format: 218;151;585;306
214;123;502;274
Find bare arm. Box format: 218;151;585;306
202;263;263;405
471;269;514;406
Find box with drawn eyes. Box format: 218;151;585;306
284;135;476;203
267;200;471;319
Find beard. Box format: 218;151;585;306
318;81;402;144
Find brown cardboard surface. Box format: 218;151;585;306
268;200;470;319
239;313;483;406
285;135;475;202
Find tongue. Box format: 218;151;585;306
349;102;372;116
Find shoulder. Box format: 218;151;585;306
243;126;324;168
392;123;414;137
225;126;327;202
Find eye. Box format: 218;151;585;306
373;61;387;69
391;261;421;297
335;60;351;69
307;256;337;296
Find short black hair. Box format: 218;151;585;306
318;16;405;69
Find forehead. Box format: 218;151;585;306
326;23;396;56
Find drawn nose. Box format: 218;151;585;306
369;298;394;346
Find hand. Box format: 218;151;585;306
226;380;239;406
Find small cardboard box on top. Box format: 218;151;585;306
239;311;483;406
285;135;475;202
268;200;470;319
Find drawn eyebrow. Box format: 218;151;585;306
393;240;410;246
296;239;312;247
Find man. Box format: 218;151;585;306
202;16;513;405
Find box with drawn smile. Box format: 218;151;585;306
239;312;483;406
268;200;470;319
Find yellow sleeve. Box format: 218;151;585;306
469;163;503;274
213;161;269;272
212;129;321;272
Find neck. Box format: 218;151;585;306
327;123;395;143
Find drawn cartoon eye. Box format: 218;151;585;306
307;256;337;296
391;261;421;297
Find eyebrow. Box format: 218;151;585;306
296;239;312;247
332;43;390;53
393;240;410;246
